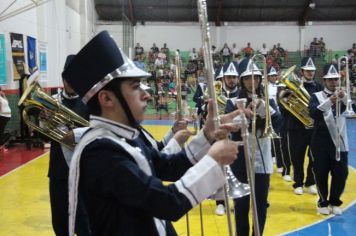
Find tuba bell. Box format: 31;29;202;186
278;65;314;128
18;74;89;149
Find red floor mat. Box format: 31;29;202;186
0;145;48;176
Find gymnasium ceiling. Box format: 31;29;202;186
94;0;356;26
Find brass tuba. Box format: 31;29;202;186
278;65;314;128
18;74;89;149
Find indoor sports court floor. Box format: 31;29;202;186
0;119;355;236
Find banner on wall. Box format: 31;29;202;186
39;41;47;81
10;32;25;80
27;36;37;71
0;34;7;85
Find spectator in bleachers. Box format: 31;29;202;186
259;43;269;57
212;45;222;69
154;54;165;69
349;43;356;55
277;43;285;57
309;37;321;57
189;48;199;61
134;42;144;56
133;55;145;71
161;43;170;59
231;43;240;59
221;43;232;63
243;42;254;57
318;37;326;56
233;53;243;64
150;43;159;54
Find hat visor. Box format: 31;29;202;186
268;72;278;76
323;74;340;79
300;66;316;71
224;72;238;76
240;71;262;77
117;66;151;78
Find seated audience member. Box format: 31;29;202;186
221;43;231;63
243;42;254;57
310;37;320;57
231;43;240;58
134;42;144;56
150;43;159;54
259;43;269;57
189;48;199;61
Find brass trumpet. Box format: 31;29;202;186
18;73;89;149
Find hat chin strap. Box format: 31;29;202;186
114;85;139;128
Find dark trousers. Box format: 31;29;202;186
234;173;270;236
288;129;315;188
49;179;91;236
310;145;348;208
0;116;10;145
271;137;283;169
280;130;291;176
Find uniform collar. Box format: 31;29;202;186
323;88;334;96
89;115;139;140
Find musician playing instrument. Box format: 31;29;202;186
48;55;91;236
221;61;239;98
226;58;279;236
309;64;349;215
65;31;240;236
280;57;323;195
267;67;286;176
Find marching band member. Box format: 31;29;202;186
267;67;284;174
221;61;240;98
226;58;278;236
309;64;349;215
281;57;323;195
215;61;240;216
65;31;240;236
48;55;91;236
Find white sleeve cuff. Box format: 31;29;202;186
184;129;211;164
161;138;182;154
73;127;90;144
317;98;333;111
162;129;174;145
174;155;225;206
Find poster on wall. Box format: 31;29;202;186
27;36;37;72
39;41;47;81
0;34;7;85
10;32;25;80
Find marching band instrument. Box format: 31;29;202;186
234;98;261;236
253;54;280;139
18;73;89;149
246;56;262;236
197;1;250;235
278;65;314;128
338;56;355;117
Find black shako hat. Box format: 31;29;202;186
62;30;150;104
63;54;75;70
238;58;262;78
323;63;340;79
